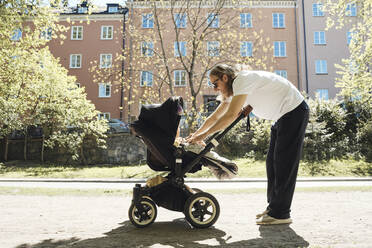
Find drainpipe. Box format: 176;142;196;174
120;7;129;121
294;2;301;91
301;0;309;94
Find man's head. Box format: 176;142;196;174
209;64;237;97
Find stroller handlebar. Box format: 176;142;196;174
180;105;252;176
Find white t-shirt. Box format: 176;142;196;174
232;70;304;121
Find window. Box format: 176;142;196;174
75;82;81;88
312;3;324;16
315;60;327;74
78;7;87;13
141;41;154;57
240;41;253;57
98;112;110;120
142;14;154;28
347;31;357;45
240;13;252;28
275;70;288;79
108;6;118;13
346;3;357;16
71;26;83;40
274;41;286;57
41;27;52;40
174;70;186;87
140;71;153;86
174;13;187;28
315;89;329;100
272;13;285;28
11;28;22;41
207;41;220;57
207;13;219;28
98;83;111;98
314;31;326;45
100;54;112;68
174;41;187;57
70;54;82;68
101;26;113;40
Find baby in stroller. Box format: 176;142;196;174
128;96;245;228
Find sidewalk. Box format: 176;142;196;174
1;190;371;248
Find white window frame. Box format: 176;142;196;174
142;14;154;28
315;89;329;100
71;26;83;40
315;60;328;74
207;41;220;57
274;41;286;57
98;112;110;120
141;41;154;57
346;2;357;16
100;54;112;68
174;41;187;57
174;70;186;87
70;54;82;68
312;3;324;17
240;41;253;57
75;82;81;88
108;6;118;13
240;13;252;28
98;83;111;98
314;31;326;45
275;70;288;79
174;13;187;28
11;28;22;41
207;13;219;28
78;7;87;13
140;71;153;87
101;26;113;40
41;27;52;40
272;13;285;28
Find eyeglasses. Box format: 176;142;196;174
211;78;220;89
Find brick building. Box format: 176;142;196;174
43;0;356;123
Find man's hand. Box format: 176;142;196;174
186;132;207;146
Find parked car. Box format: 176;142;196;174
108;119;129;133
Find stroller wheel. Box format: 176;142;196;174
184;192;220;228
129;198;157;228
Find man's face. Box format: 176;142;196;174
209;74;229;96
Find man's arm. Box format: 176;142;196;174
192;100;229;137
187;94;249;143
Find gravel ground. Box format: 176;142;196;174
1;190;372;248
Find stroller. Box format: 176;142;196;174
128;96;250;228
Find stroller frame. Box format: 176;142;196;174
129;103;252;229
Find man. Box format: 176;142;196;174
187;64;309;225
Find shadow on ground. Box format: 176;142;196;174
16;219;309;248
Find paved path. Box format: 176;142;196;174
1;190;372;248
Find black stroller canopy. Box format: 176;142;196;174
130;96;185;171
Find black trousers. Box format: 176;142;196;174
266;100;309;219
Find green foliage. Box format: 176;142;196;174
0;0;108;162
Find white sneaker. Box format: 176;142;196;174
256;214;292;225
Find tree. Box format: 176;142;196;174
124;0;275;130
0;0;108;162
325;0;372;161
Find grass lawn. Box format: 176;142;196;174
0;158;371;179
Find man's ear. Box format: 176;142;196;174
222;74;228;83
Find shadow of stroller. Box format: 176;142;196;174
16;221;308;248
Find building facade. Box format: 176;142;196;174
47;2;128;120
42;0;356;123
297;0;358;100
